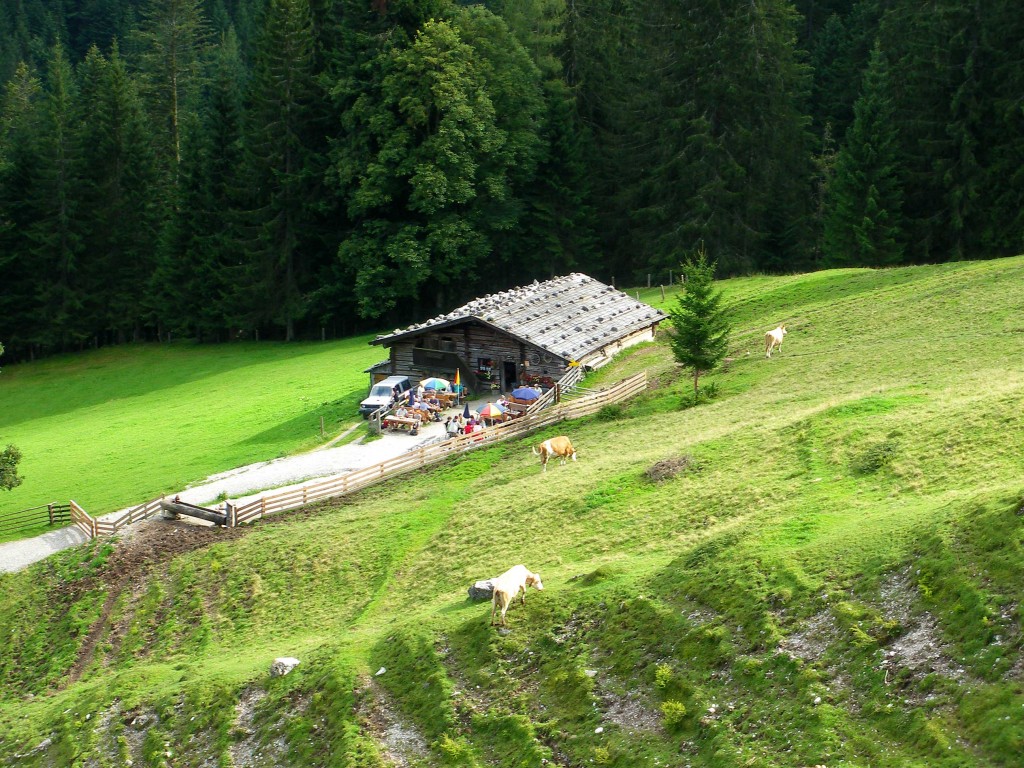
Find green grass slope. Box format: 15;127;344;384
2;258;1024;767
0;337;384;534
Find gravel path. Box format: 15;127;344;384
0;399;487;573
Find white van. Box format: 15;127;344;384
359;375;412;418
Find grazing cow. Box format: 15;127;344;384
532;436;577;472
765;324;788;358
490;564;544;627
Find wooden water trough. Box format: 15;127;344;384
160;498;229;526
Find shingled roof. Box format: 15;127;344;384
372;273;666;362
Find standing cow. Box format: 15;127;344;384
532;436;577;472
765;324;788;358
490;564;544;627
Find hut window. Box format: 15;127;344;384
440;336;456;352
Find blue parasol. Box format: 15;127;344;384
511;386;541;401
463;403;471;419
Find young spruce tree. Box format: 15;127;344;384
667;248;730;398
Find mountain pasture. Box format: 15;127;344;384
0;337;382;538
2;259;1024;766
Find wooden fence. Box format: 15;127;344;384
68;497;165;540
0;502;70;535
59;369;648;538
526;364;584;415
231;370;647;525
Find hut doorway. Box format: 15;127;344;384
502;361;518;391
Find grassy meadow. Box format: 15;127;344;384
0;336;384;536
2;258;1024;766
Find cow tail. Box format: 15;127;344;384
531;445;540;456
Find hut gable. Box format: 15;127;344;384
372;273;666;364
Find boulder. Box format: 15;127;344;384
468;579;495;601
270;657;301;677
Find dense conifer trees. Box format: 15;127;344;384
823;44;904;267
1;0;1023;360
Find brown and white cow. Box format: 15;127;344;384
765;324;788;358
532;435;577;472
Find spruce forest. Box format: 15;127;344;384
1;0;1022;360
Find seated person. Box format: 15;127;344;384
394;405;408;418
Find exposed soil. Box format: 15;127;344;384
875;568;967;698
119;706;158;766
354;677;428;767
81;702;121;768
595;675;662;734
645;455;699;484
881;612;967;684
231;687;271;768
778;610;838;663
60;519;248;688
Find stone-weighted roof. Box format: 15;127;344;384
372;273;666;362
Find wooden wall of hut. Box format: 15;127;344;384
385;321;568;393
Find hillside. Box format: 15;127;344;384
0;336;383;535
2;259;1024;767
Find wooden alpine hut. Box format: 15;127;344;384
365;273;666;394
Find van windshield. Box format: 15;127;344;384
369;385;393;398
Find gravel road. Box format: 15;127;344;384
0;401;482;573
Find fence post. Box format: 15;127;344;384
48;503;54;525
660;285;666;302
261;497;266;520
554;383;561;403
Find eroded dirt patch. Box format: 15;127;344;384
881;612;966;683
596;677;662;734
778;610;838;663
875;568;966;696
231;687;270;768
120;707;159;766
59;519;247;688
355;677;428;767
645;455;699;483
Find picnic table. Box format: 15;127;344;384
383;415;421;435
